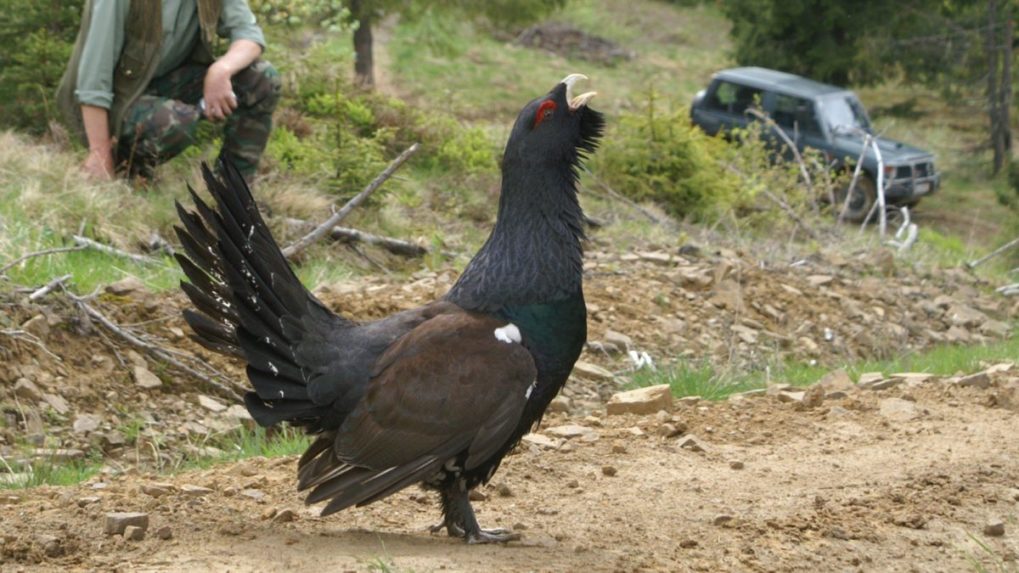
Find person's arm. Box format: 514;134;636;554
202;39;262;122
81;105;115;180
205;0;267;121
75;0;127;179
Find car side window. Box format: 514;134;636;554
707;81;763;116
771;94;822;135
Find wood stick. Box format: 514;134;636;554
67;294;245;402
967;236;1019;269
0;245;86;276
283;218;428;257
282;143;420;259
72;235;159;266
28;274;72;302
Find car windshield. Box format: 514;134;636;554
820;94;871;134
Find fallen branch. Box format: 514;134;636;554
72;235;159;266
283;218;428;258
283;143;420;259
0;245;86;276
28;274;72;302
66;293;245;402
0;329;63;362
967;236;1019;269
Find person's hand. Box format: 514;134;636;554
82;147;115;181
203;63;238;122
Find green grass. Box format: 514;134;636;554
629;336;1019;399
0;424;310;490
389;0;730;123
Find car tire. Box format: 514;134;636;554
835;175;877;223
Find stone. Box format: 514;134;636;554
522;433;560;450
956;371;991;389
198;395;227;413
980;320;1011;338
77;496;101;507
180;484;214;496
713;514;734;526
879;398;918;422
123;525;145;541
807;275;834;287
603;330;632;350
133;365;163;390
819;370;854;391
730;324;758;344
797;337;820;356
41;393;70;416
240;489;266;502
73;414;102;434
273;509;297;523
862;378;902;391
224;404;253;421
679;539;699;549
606;385;673;416
106;277;146;296
573;361;615;381
545;425;597;440
548;396;572;413
13;378;43;402
946;305;988;327
101;431;127;450
105;512;149;536
858;372;884;386
801;385;825;409
890;372;935;385
21;315;49;338
944;326;971;343
678;434;707;453
601;465;617;477
984;520;1005;537
658;423;683;438
468;489;487;502
155;526;173;540
776;391;805;404
709;280;743;311
142;483;174;498
729;461;745;470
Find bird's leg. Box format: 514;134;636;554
436;486;520;544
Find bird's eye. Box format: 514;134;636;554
533;100;557;128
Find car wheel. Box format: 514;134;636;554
835;176;877;223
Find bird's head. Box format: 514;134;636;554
502;73;604;172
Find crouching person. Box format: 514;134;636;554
57;0;281;184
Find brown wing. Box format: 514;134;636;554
297;309;536;515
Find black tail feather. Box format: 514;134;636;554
177;158;343;430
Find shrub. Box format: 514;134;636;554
595;94;742;220
0;0;85;134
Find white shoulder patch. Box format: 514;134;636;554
494;323;522;344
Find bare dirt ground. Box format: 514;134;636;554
2;248;1018;572
2;373;1019;572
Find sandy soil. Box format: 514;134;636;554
3;375;1018;572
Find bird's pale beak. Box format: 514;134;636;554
562;73;597;111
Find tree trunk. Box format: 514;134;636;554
988;0;1004;175
1002;4;1013;156
350;0;374;88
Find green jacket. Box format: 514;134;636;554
56;0;257;145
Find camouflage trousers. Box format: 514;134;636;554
117;59;281;181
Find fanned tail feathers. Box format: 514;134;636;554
174;159;342;429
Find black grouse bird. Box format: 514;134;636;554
174;74;602;543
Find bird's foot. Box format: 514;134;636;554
466;528;521;544
428;520;465;537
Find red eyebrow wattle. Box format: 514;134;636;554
534;100;557;128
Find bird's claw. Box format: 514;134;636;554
467;529;522;544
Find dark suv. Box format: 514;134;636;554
690;67;940;221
